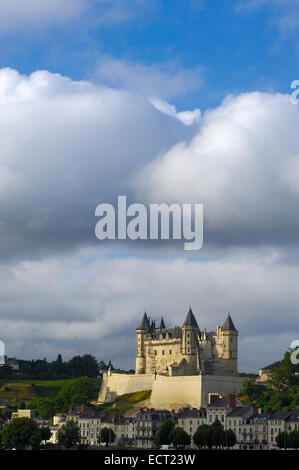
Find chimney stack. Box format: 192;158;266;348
228;394;236;409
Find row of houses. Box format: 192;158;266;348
45;395;299;449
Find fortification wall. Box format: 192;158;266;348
150;375;245;409
98;372;245;408
98;372;154;403
200;375;244;406
150;375;203;409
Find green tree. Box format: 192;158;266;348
57;420;80;449
288;430;299;449
276;431;287;449
193;424;209;449
66;355;99;378
57;377;99;408
154;418;175;447
98;427;116;447
225;428;237;448
1;417;42;449
211;419;224;448
26;398;57;420
170;427;190;448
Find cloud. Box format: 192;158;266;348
0;68;197;261
0;0;158;33
1;68;299;371
95;56;204;100
0;0;88;32
133;91;299;247
150;97;201;126
1;249;298;372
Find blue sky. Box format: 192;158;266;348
1;0;298;111
0;0;299;371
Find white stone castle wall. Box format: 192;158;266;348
98;371;245;408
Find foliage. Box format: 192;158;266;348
193;420;236;449
57;420;80;449
57;377;100;408
154;418;175;446
40;427;52;442
240;349;299;412
98;427;116;447
276;430;299;449
170;427;190;448
1;417;42;449
22;377;100;419
17;353;100;380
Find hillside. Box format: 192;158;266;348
0;378;100;407
96;390;152;417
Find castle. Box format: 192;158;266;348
98;308;244;408
136;308;238;377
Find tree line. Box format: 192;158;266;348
154;418;237;449
241;349;299;412
0;354;118;380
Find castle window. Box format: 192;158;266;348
162;350;165;355
169;350;172;355
155;350;157;356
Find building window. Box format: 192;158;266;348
169;350;172;355
162;350;165;355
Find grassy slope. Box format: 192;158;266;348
0;378;101;405
97;390;152;416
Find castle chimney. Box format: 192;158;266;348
171;409;176;414
253;407;258;415
268;411;272;418
104;411;109;417
228;394;236;409
80;404;85;415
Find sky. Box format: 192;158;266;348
0;0;299;373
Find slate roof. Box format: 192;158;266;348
269;410;291;421
183;307;199;328
207;397;228;408
227;406;252;417
177;408;206;419
137;312;150;329
159;317;166;329
288;409;299;422
222;314;237;331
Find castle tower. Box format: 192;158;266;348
220;314;238;375
181;307;200;374
135;311;149;374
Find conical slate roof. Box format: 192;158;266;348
222;314;237;331
183;307;199;328
159;317;166;329
137;312;149;330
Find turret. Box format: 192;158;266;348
181;307;200;355
159;317;166;329
135;311;149;374
220;313;238;375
